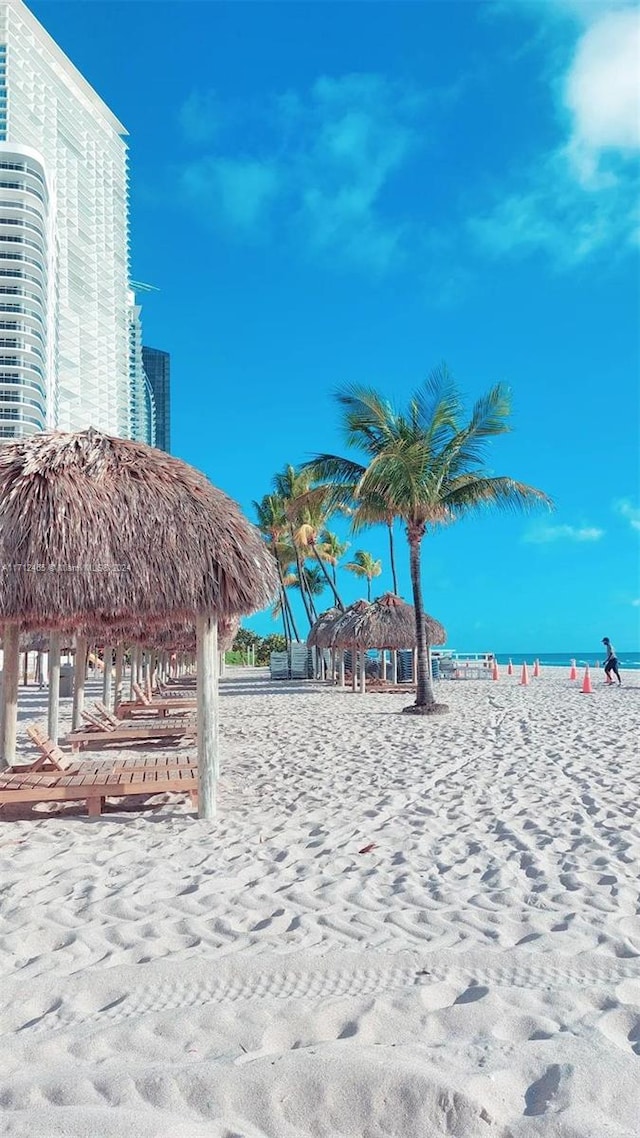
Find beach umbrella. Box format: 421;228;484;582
0;429;277;817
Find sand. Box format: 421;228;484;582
0;666;638;1137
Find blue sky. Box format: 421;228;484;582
32;0;640;651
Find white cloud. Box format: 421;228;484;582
523;523;604;543
181;158;280;231
470;3;640;265
631;598;640;607
178;74;426;272
613;499;640;530
565;9;640;179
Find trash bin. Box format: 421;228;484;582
59;664;74;697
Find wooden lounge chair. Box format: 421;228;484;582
0;724;198;817
19;725;196;778
129;681;197;713
0;760;198;817
66;711;196;753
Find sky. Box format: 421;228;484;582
30;0;640;652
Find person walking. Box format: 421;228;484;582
602;638;622;685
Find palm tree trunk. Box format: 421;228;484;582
289;529;315;628
367;577;372;602
283;586;301;642
388;522;399;595
312;547;344;610
404;534;447;715
278;584;291;644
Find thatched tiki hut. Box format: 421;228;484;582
349;592;446;693
328;600;371;691
307;607;341;681
0;429;277;817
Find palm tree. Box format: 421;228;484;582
274;465;345;612
253;493;302;643
345;550;382;601
317;530;349;586
307;366;552;714
300;467;400;595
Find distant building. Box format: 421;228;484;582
0;0;130;440
128;290;155;446
142;346;170;452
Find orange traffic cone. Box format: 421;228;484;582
520;662;529;686
533;659;540;677
569;659;577;681
507;659;513;676
581;665;593;694
492;660;500;681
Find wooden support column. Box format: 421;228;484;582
0;622;20;769
128;646;137;699
338;649;345;688
196;613;219;820
114;644;124;709
359;649;367;695
47;632;61;744
102;646;113;709
72;636;88;731
392;650;398;685
352;644;358;692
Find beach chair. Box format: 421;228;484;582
0;746;198;817
66;711;196;753
20;725;196;778
116;683;196;719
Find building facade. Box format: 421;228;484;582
0;0;130;440
128;290;155;446
142;345;170;452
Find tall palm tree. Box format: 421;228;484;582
274;465;345;612
300;467;400;595
307;366;552;714
317;530;349;586
253;493;302;643
345;550;382;601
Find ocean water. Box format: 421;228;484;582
496;652;640;670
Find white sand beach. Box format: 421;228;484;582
0;667;638;1137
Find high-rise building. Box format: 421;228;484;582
142;345;170;452
0;0;130;440
128;290;155;447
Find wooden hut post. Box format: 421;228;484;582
352;643;358;692
381;649;387;682
22;651;29;687
102;645;113;709
128;646;137;699
72;636;88;731
359;648;367;695
196;613;219;820
47;632;61;744
114;644;124;709
338;649;345;688
392;650;398;685
0;622;20;769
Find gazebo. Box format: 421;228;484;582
0;429;277;817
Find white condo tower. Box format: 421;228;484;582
0;0;130;439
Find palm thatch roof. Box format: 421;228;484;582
0;429;277;633
349;592;446;649
307;607;341;648
330;600;371;648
